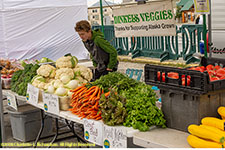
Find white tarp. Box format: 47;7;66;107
0;0;89;60
113;0;176;37
2;0;86;9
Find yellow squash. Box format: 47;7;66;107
201;117;225;131
200;125;225;138
188;124;223;143
187;135;223;148
218;106;225;120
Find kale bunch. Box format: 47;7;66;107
11;63;40;96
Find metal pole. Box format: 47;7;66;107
208;0;212;57
0;67;5;146
203;14;208;58
100;0;105;35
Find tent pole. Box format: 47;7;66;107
100;0;104;35
208;0;212;57
203;14;207;58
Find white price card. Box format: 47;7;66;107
103;125;127;148
42;93;60;115
26;83;39;104
7;92;17;110
83;119;103;146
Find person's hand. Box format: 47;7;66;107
106;68;113;71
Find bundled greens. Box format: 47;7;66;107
11;63;40;96
99;89;127;126
121;83;166;131
90;72;166;131
86;72;137;92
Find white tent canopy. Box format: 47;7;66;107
0;0;89;60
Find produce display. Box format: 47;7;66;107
11;63;40;96
0;59;21;89
187;106;225;148
188;65;225;81
83;72;166;131
0;59;20;75
5;54;225;147
30;55;92;98
69;85;103;120
157;65;225;86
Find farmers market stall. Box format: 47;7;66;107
2;54;225;148
0;55;189;148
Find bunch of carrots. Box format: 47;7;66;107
69;84;110;120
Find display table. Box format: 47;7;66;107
2;89;191;148
133;127;191;148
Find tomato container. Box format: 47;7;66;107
145;57;225;94
144;57;225;132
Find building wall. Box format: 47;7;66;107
88;6;114;25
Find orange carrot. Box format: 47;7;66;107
71;85;85;92
89;87;99;100
75;87;87;95
105;91;110;97
95;116;102;120
85;86;97;93
94;101;99;110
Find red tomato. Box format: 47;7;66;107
1;75;7;78
7;74;12;78
188;67;197;70
200;66;205;71
157;72;165;82
209;76;220;82
168;72;179;79
182;77;190;86
189;66;204;72
216;68;225;78
207;70;216;76
195;67;204;72
220;76;225;80
206;64;214;71
214;65;221;70
181;75;191;79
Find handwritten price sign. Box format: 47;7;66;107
103;125;127;148
26;83;39;104
83;119;103;146
42;93;60;115
7;92;17;110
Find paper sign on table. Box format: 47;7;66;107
7;92;17;110
42;92;60;114
26;83;39;104
103;125;127;148
83;119;103;146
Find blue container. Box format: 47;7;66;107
199;41;204;54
